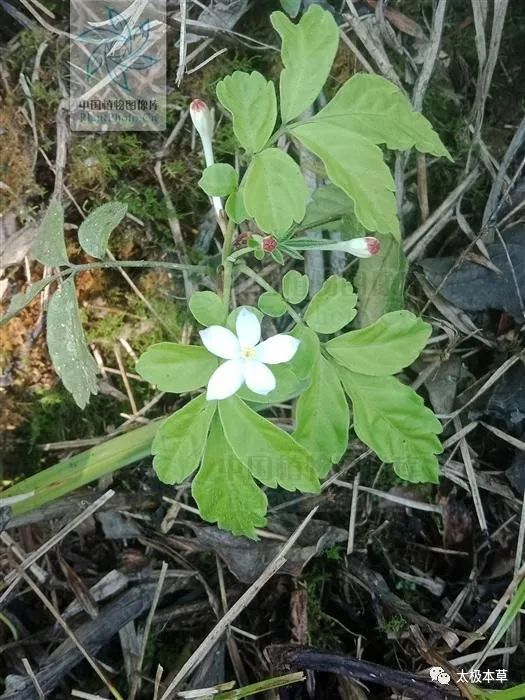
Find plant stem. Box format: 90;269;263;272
69;260;207;273
238;264;302;324
221;218;236;311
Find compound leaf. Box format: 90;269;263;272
292;121;400;237
136;343;217;393
219;395;320;493
313;73;451;158
78;201;127;258
258;291;287;317
326;310;431;376
152;395;216;484
339;369;442;483
46;276;98;408
193;416;268;538
32;199;68;267
216;71;277;153
242;148;308;235
271;5;338;123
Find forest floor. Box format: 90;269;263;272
1;1;525;699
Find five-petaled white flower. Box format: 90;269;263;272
200;308;300;400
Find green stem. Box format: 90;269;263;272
238;264;302;324
69;260;207;273
221;218;236;311
226;246;252;263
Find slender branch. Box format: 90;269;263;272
69;260;207;273
221;218;236;311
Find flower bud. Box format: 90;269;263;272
262;236;278;253
190;99;214;167
334;236;380;258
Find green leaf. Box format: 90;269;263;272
1;276;55;326
1;419;164;516
216;71;277;153
312;73;451;158
192;417;267;538
325;311;431;376
271;5;338;123
293;338;349;476
46;276;98;408
292;121;400;237
78;202;127;259
282;270;309;303
136;343;217;392
152;395;216;484
304;275;357;334
199;163;238;197
189;291;226;326
32;199;68;266
280;0;302;17
258;291;287;317
242;148;308;235
354;234;407;327
225;190;248;223
338;369;443;483
299;184;357;233
219;396;320;492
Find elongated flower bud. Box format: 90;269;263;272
190;99;214;167
343;236;381;258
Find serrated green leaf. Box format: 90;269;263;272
189;291;226;326
225;190;248;223
136;343;217;392
32;199;68;266
258;291;287;317
294;338;349;476
282;270;309;303
298;184;357;233
338;369;442;483
313;73;451;159
219;395;320;492
354;234;407;327
46;276;98;408
292;121;400;237
216;71;277;153
304;275;357;334
325;311;431;376
1;276;55;326
78;202;127;259
199;163;238;197
152;395;216;484
242;148;308;235
192;416;267;538
271;5;338;123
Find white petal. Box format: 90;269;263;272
236;308;261;348
206;360;245;400
199;326;240;359
255;335;300;364
244;360;276;395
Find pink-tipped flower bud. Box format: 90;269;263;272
190;99;214;166
340;236;380;258
262;236;278;253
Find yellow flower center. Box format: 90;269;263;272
241;346;256;360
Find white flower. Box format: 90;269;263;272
200;308;300;401
303;236;380;258
190;99;214;167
